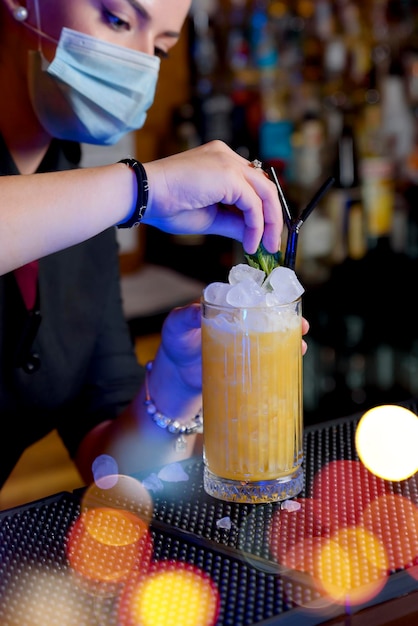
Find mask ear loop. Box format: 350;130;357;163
32;0;42;51
18;0;58;47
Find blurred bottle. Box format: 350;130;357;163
249;0;278;70
314;0;334;42
380;56;415;175
258;68;294;183
322;14;347;100
339;2;372;106
292;106;326;194
325;112;366;264
356;63;396;251
250;1;294;183
360;153;395;251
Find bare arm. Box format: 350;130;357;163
1;141;283;275
0;164;133;274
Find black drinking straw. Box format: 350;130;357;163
269;168;335;270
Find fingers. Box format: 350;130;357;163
208;151;283;254
241;177;282;254
223;146;283;253
163;302;201;338
220;145;283;253
245;159;283;254
302;317;309;355
161;303;202;362
144;140;283;252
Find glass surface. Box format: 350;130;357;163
201;296;304;503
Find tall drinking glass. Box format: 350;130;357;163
201;295;303;503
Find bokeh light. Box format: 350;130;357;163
268;1;288;19
0;566;101;625
314;526;388;605
355;405;418;481
80;474;153;527
92;454;119;486
269;497;329;575
268;456;418;610
361;493;418;573
66;506;153;587
296;0;315;19
119;561;220;626
311;460;387;529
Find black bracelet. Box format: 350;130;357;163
117;158;149;228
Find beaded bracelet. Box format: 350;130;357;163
117;158;149;228
144;360;203;451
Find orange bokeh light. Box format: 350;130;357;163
66;507;153;585
314;526;388;606
81;474;154;527
361;493;418;573
119;561;220;626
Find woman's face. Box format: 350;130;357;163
25;0;192;60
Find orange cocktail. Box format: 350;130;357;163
201;296;303;503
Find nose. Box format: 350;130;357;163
133;32;155;56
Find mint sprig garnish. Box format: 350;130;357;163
244;242;282;277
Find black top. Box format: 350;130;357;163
0;135;143;487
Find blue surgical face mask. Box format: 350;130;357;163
27;28;160;145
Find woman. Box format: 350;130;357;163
0;0;305;488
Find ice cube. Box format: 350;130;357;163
203;281;231;306
228;263;265;287
216;516;232;530
142;472;164;493
225;278;265;307
265;266;305;304
281;500;301;512
265;291;281;307
157;462;189;482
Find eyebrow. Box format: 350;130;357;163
126;0;182;39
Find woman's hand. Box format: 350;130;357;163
143;140;283;256
157;303;310;394
159;302;202;392
302;317;309;355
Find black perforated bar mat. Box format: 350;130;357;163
2;402;418;625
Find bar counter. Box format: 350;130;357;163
1;401;418;625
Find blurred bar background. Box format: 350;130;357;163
5;0;418;507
